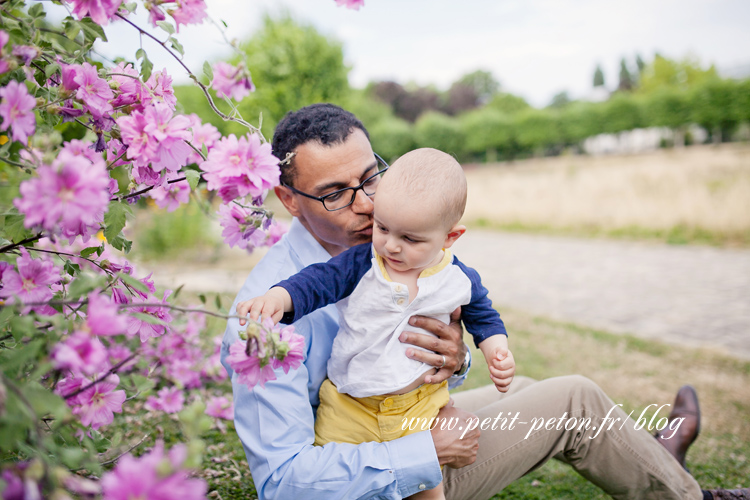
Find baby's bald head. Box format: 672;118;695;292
379;148;467;230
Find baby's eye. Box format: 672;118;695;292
377;224;388;233
404;236;418;243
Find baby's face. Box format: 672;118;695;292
372;186;449;274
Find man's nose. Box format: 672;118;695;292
350;188;374;214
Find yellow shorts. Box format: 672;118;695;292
314;378;450;446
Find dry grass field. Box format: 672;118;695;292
463;143;750;246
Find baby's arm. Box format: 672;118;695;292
237;287;292;326
478;335;515;393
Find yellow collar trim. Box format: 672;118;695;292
419;249;452;278
373;248;452;281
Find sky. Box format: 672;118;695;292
47;0;750;107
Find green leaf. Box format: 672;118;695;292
0;306;14;327
23;382;69;420
63;20;80;40
136;49;153;81
185;170;200;190
172;283;185;300
79;18;107;43
28;3;45;18
169;37;184;56
0;337;41;370
79;245;101;258
123;2;137;13
130;312;168;326
129;374;155;393
156;21;175;35
63;260;81;277
117;272;148;294
45;62;60;79
198;293;206;305
2;213;30;243
203;61;213;82
103;202;132;244
67;273;107;299
201;142;208;159
108;232;132;254
214;294;222;311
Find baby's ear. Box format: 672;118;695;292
443;224;466;249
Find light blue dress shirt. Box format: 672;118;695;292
220;218;469;499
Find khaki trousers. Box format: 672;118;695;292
442;375;702;500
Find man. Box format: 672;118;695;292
221;103;748;500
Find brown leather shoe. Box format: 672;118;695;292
655;385;700;468
703;488;750;499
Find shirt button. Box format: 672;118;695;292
384;398;393;407
397;298;405;305
418;484;426;490
395;285;403;292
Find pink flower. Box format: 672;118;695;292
0;80;36;144
0;249;59;314
86;291;128;336
0;31;10;75
144;70;177;109
126;290;173;342
14;147;110;241
335;0;364;9
273;325;305;374
200;133;280;203
109;62;145;109
205;396;233;420
100;441;207;500
146;3;167;26
117;103;191;172
67;0;123;25
226;339;277;389
186;114;220;164
265;219;287;246
74;374;126;429
73;62;114;119
217;203;268;250
149;177;190;212
145;386;185;414
52;331;108;375
11;45;40;66
170;0;208;31
211;62;254;101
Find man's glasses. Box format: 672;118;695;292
282;153;389;211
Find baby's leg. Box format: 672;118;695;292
408;480;445;500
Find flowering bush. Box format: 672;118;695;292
0;0;365;496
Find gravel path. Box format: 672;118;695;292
154;231;750;359
452;231;750;359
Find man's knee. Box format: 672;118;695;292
558;374;606;400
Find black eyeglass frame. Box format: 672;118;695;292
281;153;390;212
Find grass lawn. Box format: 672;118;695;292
152;306;748;499
8;273;737;497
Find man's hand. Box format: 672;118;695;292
431;399;480;468
479;335;515;393
400;307;466;385
237;287;292;325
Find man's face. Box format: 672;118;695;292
279;129;378;256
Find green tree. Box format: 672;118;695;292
691;79;741;143
513;109;562;154
618;58;634;91
238;14;349;127
414;111;466;159
559;102;605;146
456;69;501;104
638;54;718;94
487;92;531;115
645;88;692;146
593;64;605;87
601;93;644;133
368;117;415;163
459;108;515;161
548;91;573;109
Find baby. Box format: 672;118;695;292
238;148;511;499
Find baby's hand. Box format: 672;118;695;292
236;287;291;326
478;336;516;393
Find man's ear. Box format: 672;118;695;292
275;185;301;218
443;224;466;249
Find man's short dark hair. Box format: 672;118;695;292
272;103;370;187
